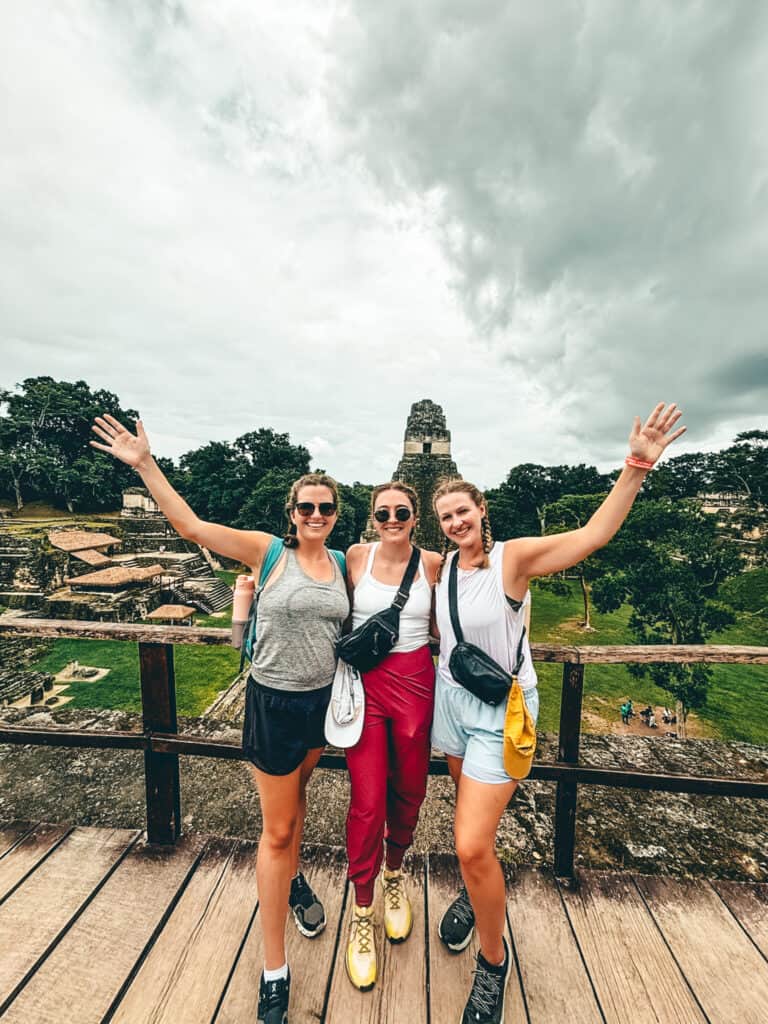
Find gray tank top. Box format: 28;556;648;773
250;547;349;692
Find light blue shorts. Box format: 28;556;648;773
431;676;540;785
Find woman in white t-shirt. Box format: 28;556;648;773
343;482;442;992
431;403;685;1024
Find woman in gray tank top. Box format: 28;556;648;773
90;415;348;1024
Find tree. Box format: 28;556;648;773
178;429;311;527
537;493;607;630
234;468;298;535
486;463;610;539
0;377;138;510
330;482;373;550
590;499;741;720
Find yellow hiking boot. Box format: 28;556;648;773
382;869;413;943
346;904;377;991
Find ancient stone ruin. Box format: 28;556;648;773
393;399;459;550
0;489;231;622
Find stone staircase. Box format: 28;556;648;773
0;635;54;707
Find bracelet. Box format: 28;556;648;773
625;455;655;471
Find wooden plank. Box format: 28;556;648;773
0;823;70;901
111;838;258;1024
217;845;349;1024
1;835;206;1024
325;858;430;1024
636;874;768;1024
0;827;138;1011
0;821;35;859
139;642;180;844
555;662;584;877
426;853;527;1024
2;617;766;663
0;616;231;645
507;868;602;1022
561;871;706;1024
712;879;768;960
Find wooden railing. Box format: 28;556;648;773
1;614;767;878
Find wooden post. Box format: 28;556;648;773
139;642;181;844
554;661;584;880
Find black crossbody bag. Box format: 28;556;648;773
336;546;421;673
448;553;526;706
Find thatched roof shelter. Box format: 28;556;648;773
65;565;164;590
48;530;121;553
146;604;197;624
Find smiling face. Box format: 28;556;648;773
435;489;486;549
290;483;338;544
372;487;416;544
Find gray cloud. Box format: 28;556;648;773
329;0;768;440
1;2;765;494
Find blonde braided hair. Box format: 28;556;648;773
432;478;491;582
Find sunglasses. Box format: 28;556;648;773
373;506;413;523
295;502;337;517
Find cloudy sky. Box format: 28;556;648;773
2;0;766;488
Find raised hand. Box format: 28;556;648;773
629;403;686;465
90;414;151;470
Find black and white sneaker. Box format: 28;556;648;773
438;885;475;952
460;938;509;1024
257;968;290;1024
289;871;326;938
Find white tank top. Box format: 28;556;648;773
352;543;432;654
435;543;537;691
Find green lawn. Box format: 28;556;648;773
529;581;768;742
30;638;240;716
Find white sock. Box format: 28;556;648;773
264;963;289;982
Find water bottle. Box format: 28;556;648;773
231;574;255;649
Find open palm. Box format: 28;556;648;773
629;403;686;464
90;414;151;469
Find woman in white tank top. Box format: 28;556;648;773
430;403;686;1024
342;482;442;992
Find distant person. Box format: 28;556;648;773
620;702;630;725
430;402;685;1024
648;711;657;729
91;415;348;1024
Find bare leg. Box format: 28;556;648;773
290;747;324;877
454;773;518;966
251;747;323;970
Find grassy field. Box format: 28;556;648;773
529;581;768;743
30;638;241;716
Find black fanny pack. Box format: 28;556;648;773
336;546;421;673
447;553;526;706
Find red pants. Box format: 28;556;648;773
345;645;435;906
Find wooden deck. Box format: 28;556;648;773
0;824;766;1023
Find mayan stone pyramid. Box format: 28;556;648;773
393;399;459;550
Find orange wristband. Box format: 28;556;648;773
625;455;655;470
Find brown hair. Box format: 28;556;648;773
432;478;494;581
370;480;419;519
283;473;340;548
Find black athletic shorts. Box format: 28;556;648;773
242;677;332;776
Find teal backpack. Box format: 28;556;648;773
239;536;347;671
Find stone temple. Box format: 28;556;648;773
393;399;459;550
